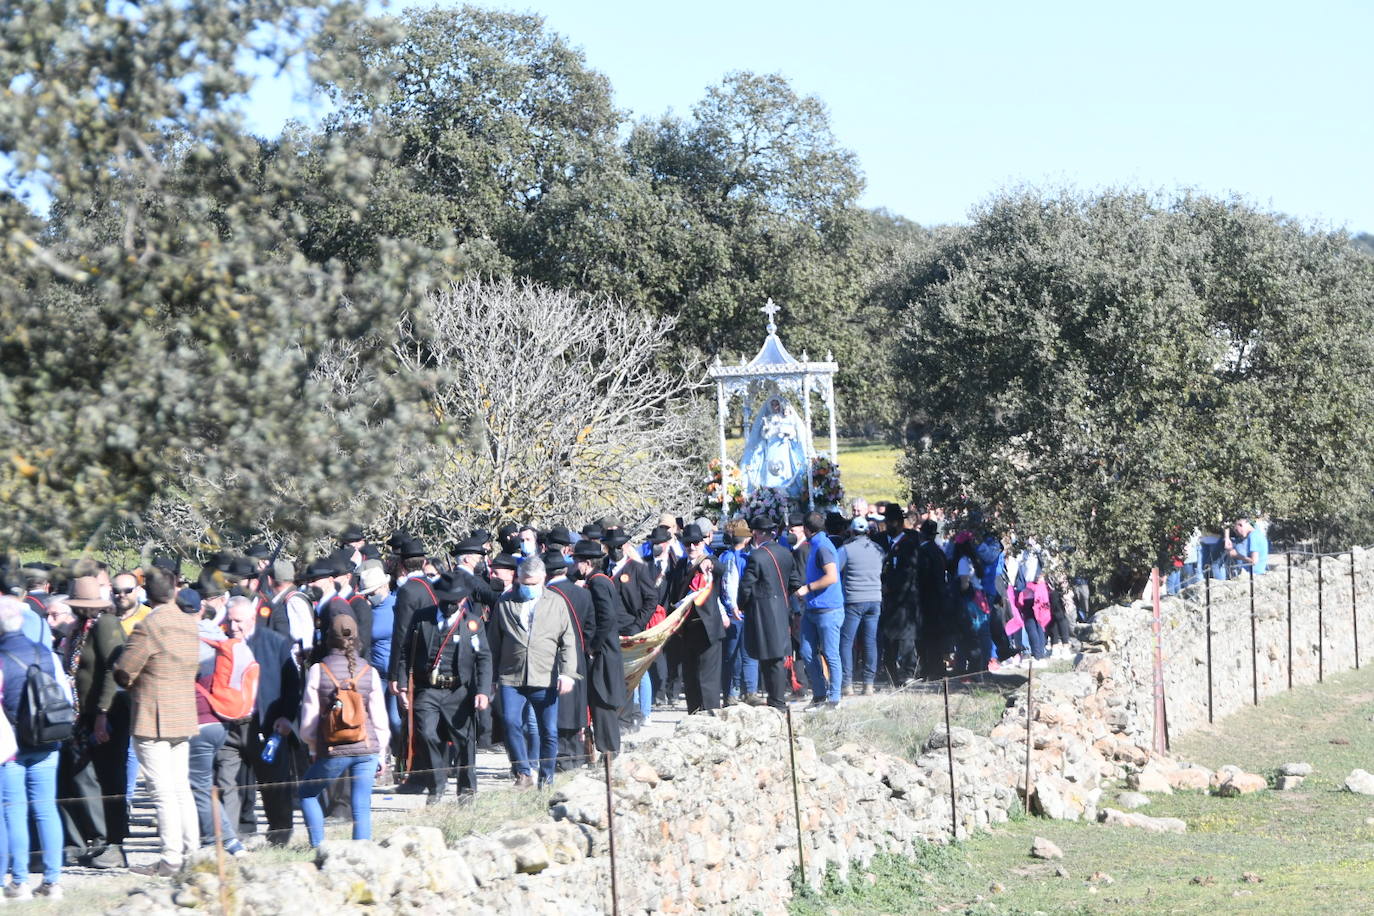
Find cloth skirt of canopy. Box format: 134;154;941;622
619;587;708;693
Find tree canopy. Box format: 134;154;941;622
893;189;1374;588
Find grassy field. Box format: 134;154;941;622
725;436;905;507
791;664;1374;915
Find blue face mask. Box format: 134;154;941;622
515;584;539;602
519;541;536;557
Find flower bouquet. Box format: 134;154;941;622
742;486;791;526
699;458;745;518
810;455;845;510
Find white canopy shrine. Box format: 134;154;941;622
707;300;839;511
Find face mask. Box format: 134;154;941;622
515;584;540;602
51;621;76;640
367;593;387;607
519;541;536;557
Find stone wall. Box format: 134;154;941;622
114;552;1372;915
1086;547;1374;746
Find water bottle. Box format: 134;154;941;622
261;733;281;764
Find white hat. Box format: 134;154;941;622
358;566;388;595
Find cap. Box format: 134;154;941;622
175;588;203;613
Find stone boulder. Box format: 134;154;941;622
1215;771;1266;797
1098;808;1187;834
1344;769;1374;795
1030;836;1064;859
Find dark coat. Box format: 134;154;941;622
739;540;801;660
667;555;726;644
389;576;439;684
610;557;657;635
546;580;591;727
246;624;301;729
394;600;492;698
312;595;356;664
347;593;374;659
915;540;951;633
877;529;920;642
576;573;627;709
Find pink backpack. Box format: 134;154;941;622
195;637;259;722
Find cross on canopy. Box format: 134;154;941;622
761;298;781;335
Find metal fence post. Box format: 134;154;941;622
785;706;806;883
1318;554;1325;683
1150;568;1167;755
1024;658;1034;814
943;677;958;840
1286;554;1293;689
1205;565;1213;721
604;751;620;916
1352;551;1360;671
1249;567;1259;705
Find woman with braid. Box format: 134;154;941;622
298;615;389;846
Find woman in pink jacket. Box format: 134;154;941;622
1014;571;1051;661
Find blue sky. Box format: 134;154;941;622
247;0;1374;231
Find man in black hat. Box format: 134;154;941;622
571;540;626;748
451;535;501;614
386;539;440;786
303;557;354;662
665;524;726;713
605;528;656;634
739;515;802;708
579;523;604;544
915;518;951;681
638;524;674;717
544;550;591;767
338;525;366;568
876;504;919;685
394;576;491;803
546;525;575;559
496;524;522;556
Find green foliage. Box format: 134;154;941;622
893;189;1374;590
0;1;455;551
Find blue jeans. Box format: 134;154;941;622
634;677;652;720
500;686;559;784
3;748;62;884
799;609;844;703
1022;617;1047;660
726;615;759;696
720;619;741;697
188;722;239;850
840;602;881;686
298;754;376;846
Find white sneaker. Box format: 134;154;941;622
35;883;61;900
4;882;31;900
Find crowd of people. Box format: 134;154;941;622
0;501;1105;890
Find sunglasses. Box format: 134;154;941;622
113;588;137;596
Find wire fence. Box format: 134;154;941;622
1145;545;1372;750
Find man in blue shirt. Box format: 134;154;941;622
1226;515;1269;576
795;511;844;707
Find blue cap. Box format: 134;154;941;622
175;588;203;613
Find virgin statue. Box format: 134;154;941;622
740;396;809;499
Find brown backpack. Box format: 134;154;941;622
319;662;369;746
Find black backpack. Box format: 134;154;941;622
3;650;76;746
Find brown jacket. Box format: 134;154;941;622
114;604;200;739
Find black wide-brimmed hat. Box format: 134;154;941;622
749;515;778;532
491;552;520;571
681;524;705;545
648;525;673;545
541;550;569;577
602;528;631;549
431;571;473;604
453;535;487;556
546;525;574;547
572;540;605;561
398;538;428;559
339;525;365;544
